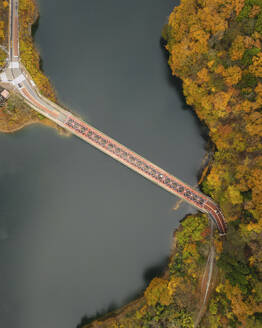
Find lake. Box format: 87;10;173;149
0;0;205;327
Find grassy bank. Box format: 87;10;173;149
0;93;64;133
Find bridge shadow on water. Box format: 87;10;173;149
76;256;169;327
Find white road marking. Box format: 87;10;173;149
9;61;19;68
12;74;25;85
0;73;8;82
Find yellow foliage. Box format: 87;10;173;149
246;222;262;233
215;64;225;75
246;112;262;136
144;278;173;307
208;60;215;68
230;35;245;61
234;0;245;16
249;53;262;77
135;305;148;320
215;283;224;293
249;5;261;18
168;0;197;43
207;166;222;190
255;82;262;97
168;276;183;295
222;66;242;86
243;36;254;49
197;67;209;83
214;240;223;254
198;6;228;35
212;91;233;112
254;83;262;107
183;243;199;260
227;185;243;205
234;99;256;113
252;31;262;41
224;280;262;325
3;1;8;9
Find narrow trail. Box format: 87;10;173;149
194;221;215;327
172;192;216;328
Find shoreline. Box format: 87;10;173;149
4;0;258;327
80;0;262;327
0;0;68;135
0;117;42;133
0;114;70;135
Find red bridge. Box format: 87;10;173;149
4;0;227;236
64;115;227;236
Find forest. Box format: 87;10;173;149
1;0;261;326
83;0;262;327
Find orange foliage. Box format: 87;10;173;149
164;0;262;326
224;280;262;325
249;52;262;77
197;67;209;83
230;35;246;60
222;66;242;86
249;5;261;18
234;0;245;16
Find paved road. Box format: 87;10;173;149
1;0;227;235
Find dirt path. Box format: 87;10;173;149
194;221;215;327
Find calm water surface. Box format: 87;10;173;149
0;0;205;327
